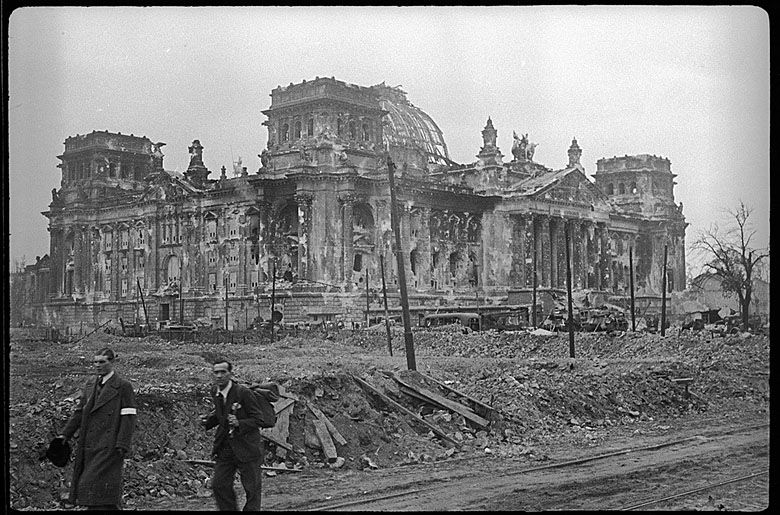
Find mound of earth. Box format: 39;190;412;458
7;327;768;510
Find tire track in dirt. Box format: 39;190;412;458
301;424;768;511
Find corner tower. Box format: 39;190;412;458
260;77;387;176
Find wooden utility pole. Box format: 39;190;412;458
629;247;636;331
137;279;149;326
565;221;575;358
532;240;538;328
179;265;184;325
387;155;416;370
661;244;668;337
270;260;277;343
224;276;229;331
380;253;393;356
365;268;370;329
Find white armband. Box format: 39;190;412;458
120;407;137;416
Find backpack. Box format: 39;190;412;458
246;382;279;428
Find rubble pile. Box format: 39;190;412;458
7;328;769;510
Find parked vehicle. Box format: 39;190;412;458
422;312;481;331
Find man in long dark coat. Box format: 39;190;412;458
58;347;137;510
201;360;266;511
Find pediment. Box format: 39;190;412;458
529;168;610;209
140;171;195;202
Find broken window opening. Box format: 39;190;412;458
349;120;357;140
294;120;302;139
618;183;626;195
353;253;363;272
281;123;289;142
606;183;614;195
307;118;314;137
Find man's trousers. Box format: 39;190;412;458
212;445;262;511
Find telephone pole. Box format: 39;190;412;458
565;221;575;358
380;253;393;356
629;247;636;332
661;244;668;337
387;155;416;370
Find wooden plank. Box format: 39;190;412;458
184;459;302;472
278;384;300;401
275;403;293;459
307;402;347;446
259;427;293;451
397;384;436;405
392;373;489;427
417;371;495;415
351;375;458;448
311;413;338;461
273;397;296;414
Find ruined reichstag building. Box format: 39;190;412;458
19;77;687;330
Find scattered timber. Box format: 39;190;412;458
184;459;302;472
307;402;347;446
351;374;458;448
416;371;496;418
274;403;294;459
274;397;296;414
392;373;489;428
311;413;338;461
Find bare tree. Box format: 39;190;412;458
693;202;768;331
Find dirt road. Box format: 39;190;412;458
138;413;769;511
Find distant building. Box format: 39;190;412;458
684;273;770;321
12;77;687;331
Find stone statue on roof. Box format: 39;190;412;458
512;132;537;162
259;149;270;169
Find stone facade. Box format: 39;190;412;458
15;77;687;331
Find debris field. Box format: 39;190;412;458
7;325;769;510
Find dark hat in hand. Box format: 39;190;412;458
46;437;71;467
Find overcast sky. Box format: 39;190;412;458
8;6;770;276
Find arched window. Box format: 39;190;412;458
606;183;614;195
410;249;419;275
337;117;343;136
362;123;370;141
281;123;289;142
167;255;180;285
449;251;460;278
307;118;314;137
618;183;625;194
630;182;638;194
349;120;356;140
294;120;302;139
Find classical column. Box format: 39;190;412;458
256;201;271;282
522;215;534;287
339;194;356;286
512;214;526;287
400;203;413;285
584;222;595;289
570;220;583;289
418;207;432;290
536;215;550;287
109;224;119;301
295;193;314;282
598;223;610;291
550;218;560;288
73;225;85;294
